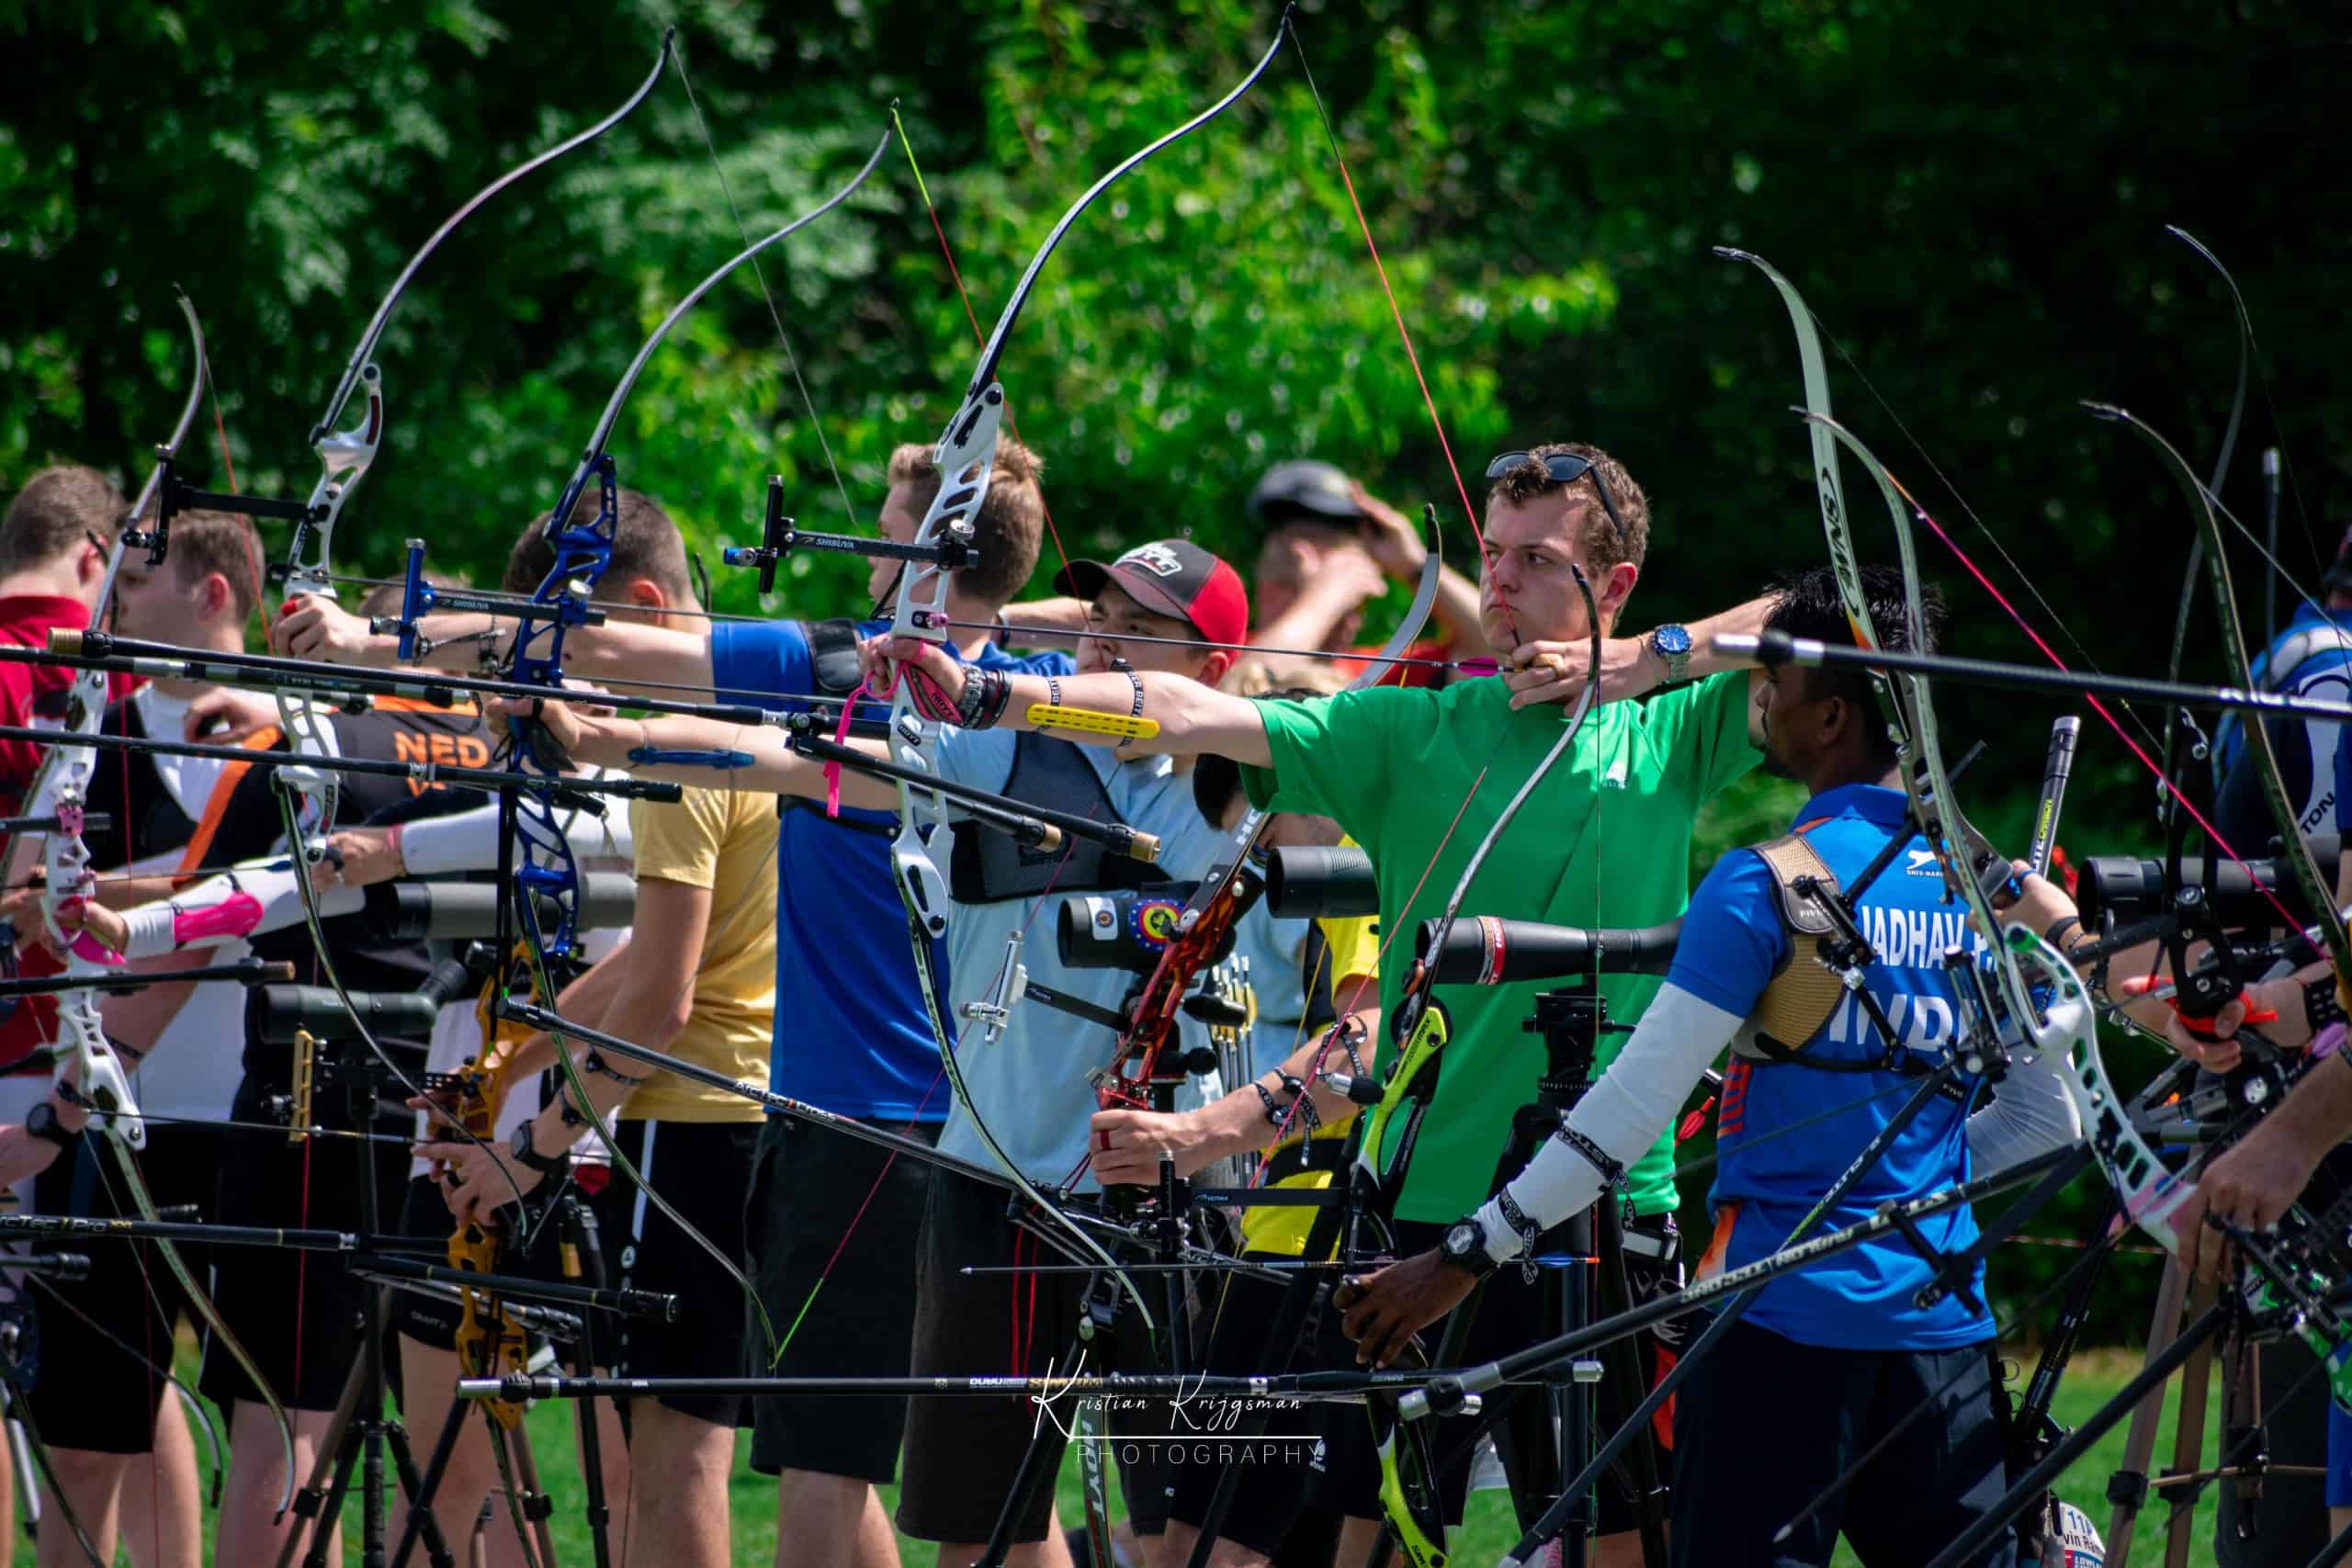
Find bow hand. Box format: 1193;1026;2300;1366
418;1137;538;1228
1334;1250;1472;1369
863;636;967;712
272;594;389;667
1085;1106;1224;1187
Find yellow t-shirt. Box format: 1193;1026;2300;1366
618;786;777;1123
1238;900;1379;1258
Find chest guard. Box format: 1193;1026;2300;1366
781;618;893;838
1729;830;1853;1066
947;732;1168;904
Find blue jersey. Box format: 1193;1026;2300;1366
1671;784;1995;1350
709;618;1071;1120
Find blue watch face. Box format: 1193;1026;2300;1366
1656;624;1693;657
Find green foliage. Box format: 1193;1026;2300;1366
4;0;2338;1344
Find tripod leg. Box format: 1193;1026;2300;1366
501;1423;562;1568
390;1382;469;1568
2106;1251;2190;1558
2163;1273;2223;1568
382;1415;459;1568
300;1404;368;1568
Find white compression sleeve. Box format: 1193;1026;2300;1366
116;863;368;957
1471;983;1741;1264
1963;1032;2082;1173
395;792;636;875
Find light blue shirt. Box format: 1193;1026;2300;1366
1227;902;1312;1078
928;728;1227;1188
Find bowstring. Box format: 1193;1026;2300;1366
890;106;1077;583
672;41;864;541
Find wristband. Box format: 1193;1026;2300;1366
976;667;1015;729
2042;915;2081;951
1555;1124;1625;1189
1252;1079;1284;1128
1497;1187;1544;1284
2306;975;2348;1039
1116;667;1146;749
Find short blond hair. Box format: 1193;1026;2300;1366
887;436;1045;607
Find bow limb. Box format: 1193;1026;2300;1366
275;29;676;845
2088;403;2352;995
2154;225;2255;812
1797;413;2187;1253
883;13;1295;1336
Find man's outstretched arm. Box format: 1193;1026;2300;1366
864;637;1274;766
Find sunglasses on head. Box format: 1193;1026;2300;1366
1484;450;1628;546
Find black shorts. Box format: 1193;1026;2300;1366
745;1112;940;1484
389;1172;482;1352
1248;1211;1684;1546
577;1117;761;1427
1669;1316;2015;1568
199;1073;406;1413
25;1125;219;1452
896;1170;1185;1546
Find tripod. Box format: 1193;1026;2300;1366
273;1034;461;1568
389;1181;622;1568
1408;972;1666;1568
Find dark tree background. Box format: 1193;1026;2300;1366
7;0;2349;1337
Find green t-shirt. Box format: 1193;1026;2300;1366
1239;671;1759;1224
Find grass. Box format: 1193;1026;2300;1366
9;1343;2232;1563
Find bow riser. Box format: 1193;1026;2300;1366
888;384;1001;937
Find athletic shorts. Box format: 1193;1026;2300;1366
745;1111;941;1485
25;1125;219;1452
199;1073;406;1413
567;1118;760;1428
895;1169;1185;1546
1670;1316;2016;1567
1268;1212;1683;1545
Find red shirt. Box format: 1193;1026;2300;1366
0;593;141;1069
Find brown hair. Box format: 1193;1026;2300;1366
501;488;691;601
164;510;266;624
887;436;1045;608
0;466;128;574
357;567;470;620
1486;442;1650;578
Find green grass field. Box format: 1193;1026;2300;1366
9;1345;2245;1564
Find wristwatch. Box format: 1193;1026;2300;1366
24;1100;74;1148
1647;623;1693;685
509;1119;568;1179
1439;1217;1499;1279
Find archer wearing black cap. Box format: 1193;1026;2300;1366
1244;458;1489;686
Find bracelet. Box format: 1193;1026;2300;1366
556;1076;591;1129
1497;1188;1544;1284
955;666;999;729
2042;916;2081;951
1116;666;1145;749
2306;975;2347;1038
1276;1074;1320;1134
1555;1124;1625;1189
1252;1079;1284;1127
582;1050;650;1086
976;667;1015;729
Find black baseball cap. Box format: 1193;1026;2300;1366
1247;459;1363;527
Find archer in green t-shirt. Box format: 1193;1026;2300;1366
871;444;1775;1232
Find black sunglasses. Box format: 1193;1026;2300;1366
1484;451;1628;546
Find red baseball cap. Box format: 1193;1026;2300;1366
1053;539;1250;649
